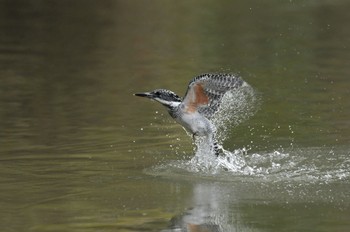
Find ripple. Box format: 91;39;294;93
145;146;350;183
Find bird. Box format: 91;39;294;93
134;73;247;156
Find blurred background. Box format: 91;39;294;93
0;0;349;231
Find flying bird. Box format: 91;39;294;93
134;73;247;156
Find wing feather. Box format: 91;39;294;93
182;73;245;118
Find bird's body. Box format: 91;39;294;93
174;109;213;137
135;73;246;156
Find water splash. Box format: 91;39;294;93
188;128;350;182
147;146;350;183
212;82;259;143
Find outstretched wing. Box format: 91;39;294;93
181;73;245;119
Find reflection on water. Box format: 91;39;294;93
159;178;350;232
163;183;249;232
1;0;350;231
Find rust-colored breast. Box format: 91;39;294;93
194;83;209;105
187;83;209;112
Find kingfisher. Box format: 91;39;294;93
134;73;247;156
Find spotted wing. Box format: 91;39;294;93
181;73;245;119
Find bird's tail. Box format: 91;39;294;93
192;133;223;157
212;138;223;157
205;133;223;157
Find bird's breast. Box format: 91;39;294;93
175;111;212;136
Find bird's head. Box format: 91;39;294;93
134;89;182;109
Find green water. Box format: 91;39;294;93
1;1;349;231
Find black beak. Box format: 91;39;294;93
134;92;153;98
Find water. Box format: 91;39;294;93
1;0;350;231
148;146;350;182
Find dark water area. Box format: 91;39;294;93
0;1;349;231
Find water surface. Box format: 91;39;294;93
0;1;350;231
